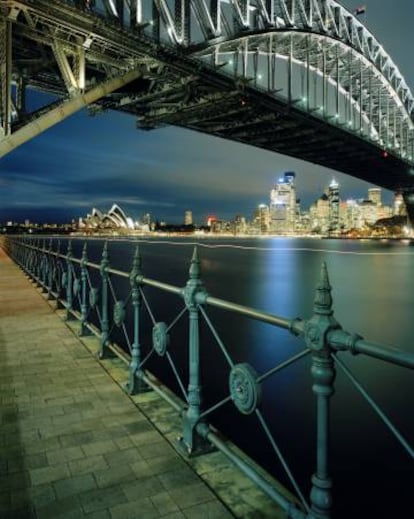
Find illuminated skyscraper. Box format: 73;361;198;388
270;172;296;233
185;210;193;225
368;188;382;206
328;179;340;234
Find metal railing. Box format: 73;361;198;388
2;235;413;519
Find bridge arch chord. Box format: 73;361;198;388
106;0;414;162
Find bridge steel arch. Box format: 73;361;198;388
1;0;414;215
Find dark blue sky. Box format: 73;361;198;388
1;0;413;224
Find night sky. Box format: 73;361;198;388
1;0;413;224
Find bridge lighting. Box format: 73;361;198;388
257;74;262;80
382;150;388;158
302;96;307;103
228;59;233;65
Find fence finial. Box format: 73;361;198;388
314;261;333;316
189;246;200;280
132;245;142;272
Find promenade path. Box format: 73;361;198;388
0;246;290;519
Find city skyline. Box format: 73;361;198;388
1;0;413;224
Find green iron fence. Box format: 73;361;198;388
2;236;413;519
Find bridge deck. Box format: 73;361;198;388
0;247;290;519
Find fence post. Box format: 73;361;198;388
178;247;211;456
65;240;74;320
46;239;53;300
99;241;111;359
56;240;65;309
304;263;340;519
127;246;149;394
79;242;90;336
40;239;47;290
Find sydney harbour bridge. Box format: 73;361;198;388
1;0;414;217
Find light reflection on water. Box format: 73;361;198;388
68;236;413;518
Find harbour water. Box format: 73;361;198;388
68;236;413;519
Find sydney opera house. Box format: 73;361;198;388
79;204;136;231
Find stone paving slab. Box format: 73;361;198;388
0;245;294;519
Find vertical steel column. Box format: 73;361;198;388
65;241;74;320
392;105;397;150
130;0;141;27
127;246;148;394
99;242;111;358
79;242;90;336
322;49;326;117
359;59;363;133
368;69;373;138
288;34;293;106
335;45;339;121
347;50;353;127
253;50;258;87
378;86;382;144
116;0;124;26
0;17;12;136
242;39;248;78
267;37;272;92
178;247;211;456
152;1;160;42
306;34;310;112
305;263;339;519
386;97;390;146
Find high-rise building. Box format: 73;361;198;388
185;210;193;226
393;193;407;216
253;204;270;233
328;179;340;234
368;188;382;206
270;172;296;233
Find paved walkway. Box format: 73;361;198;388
0;245;293;519
0;247;240;519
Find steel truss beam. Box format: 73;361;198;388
0;67;142;156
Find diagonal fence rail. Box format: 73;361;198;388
2;235;413;519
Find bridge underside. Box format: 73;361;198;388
2;0;414;203
123;86;414;194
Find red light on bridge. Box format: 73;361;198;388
381;150;388;158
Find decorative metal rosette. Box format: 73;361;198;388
73;278;81;296
152;322;169;356
61;272;68;289
89;287;99;309
113;300;125;327
229;363;261;415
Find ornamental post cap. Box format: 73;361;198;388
132;245;142;271
314;261;333;315
102;240;109;260
189;246;200;279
